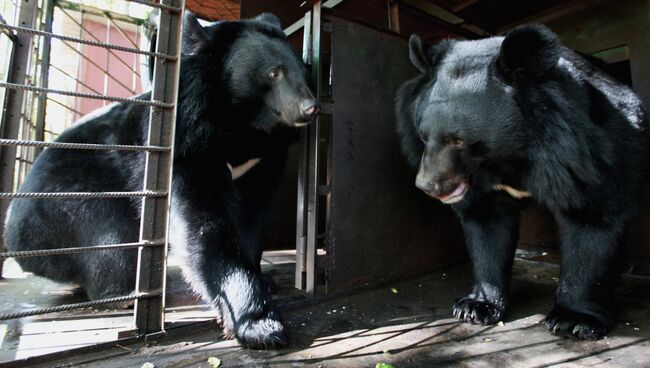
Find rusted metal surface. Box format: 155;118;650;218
304;1;323;296
388;0;400;32
133;0;184;335
295;10;312;291
0;0;38;281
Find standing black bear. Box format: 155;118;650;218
396;24;648;339
4;13;318;349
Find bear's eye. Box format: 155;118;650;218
268;68;283;80
445;136;465;149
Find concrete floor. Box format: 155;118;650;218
8;259;649;368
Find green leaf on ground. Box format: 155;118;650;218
376;363;395;368
208;357;222;368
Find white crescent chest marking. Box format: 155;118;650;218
227;158;261;180
492;184;532;199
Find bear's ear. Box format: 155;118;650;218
255;13;282;30
409;34;432;73
409;35;447;74
497;24;561;82
182;11;209;55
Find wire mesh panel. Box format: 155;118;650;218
0;0;183;362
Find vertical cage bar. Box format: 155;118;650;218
388;0;400;32
33;0;53;157
0;0;38;278
305;1;322;296
295;10;312;291
133;0;183;335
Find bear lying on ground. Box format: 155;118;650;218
4;12;318;349
396;24;648;339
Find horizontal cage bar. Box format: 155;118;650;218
0;23;177;61
0;291;162;320
0;139;171;152
0;191;167;199
0;240;165;259
0;82;174;108
127;0;182;13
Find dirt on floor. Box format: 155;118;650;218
7;259;649;368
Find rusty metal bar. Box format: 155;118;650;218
33;0;54;159
0;23;177;60
104;14;113;101
44;128;60;137
0;291;161;320
47;96;84;116
50;63;103;95
295;10;312;291
0;138;170;152
0;240;164;259
0;0;38;281
133;0;183;335
0;82;174;108
104;11;140;49
304;1;323;296
388;0;400;32
0;13;16;39
0;190;166;199
60;38;137;96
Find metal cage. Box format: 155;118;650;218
0;0;183;362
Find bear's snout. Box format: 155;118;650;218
416;173;468;204
415;175;440;195
299;99;320;121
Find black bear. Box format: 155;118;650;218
4;13;318;349
396;24;648;339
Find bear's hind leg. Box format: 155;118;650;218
453;193;522;325
545;215;621;340
79;248;138;308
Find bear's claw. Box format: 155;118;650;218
453;297;504;325
545;304;608;340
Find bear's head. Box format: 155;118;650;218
398;25;562;204
180;12;319;132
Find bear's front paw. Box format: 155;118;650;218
544;304;608;340
236;310;288;349
453;296;504;325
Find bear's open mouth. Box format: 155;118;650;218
438;181;469;204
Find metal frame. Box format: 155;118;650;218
0;0;38;281
293;6;468;297
295;10;312;292
296;2;329;296
134;0;183;335
0;0;184;343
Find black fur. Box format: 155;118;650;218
396;24;649;340
4;12;317;349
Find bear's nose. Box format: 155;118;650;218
299;99;319;120
415;177;440;196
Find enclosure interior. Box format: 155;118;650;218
241;0;650;285
1;0;650;364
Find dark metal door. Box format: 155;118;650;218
324;14;466;293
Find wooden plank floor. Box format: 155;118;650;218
6;258;649;368
0;251;304;364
